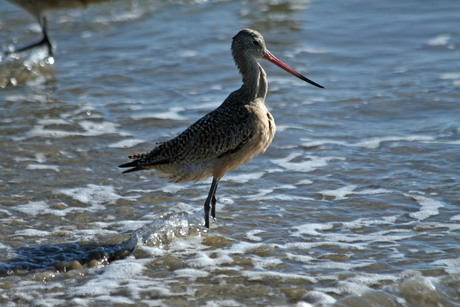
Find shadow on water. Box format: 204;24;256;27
0;236;137;277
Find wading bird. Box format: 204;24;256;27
119;28;324;228
5;0;108;56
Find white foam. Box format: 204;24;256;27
79;120;121;135
439;72;460;86
34;118;69;125
284;46;328;58
275;124;303;132
303;135;437;150
228;241;266;254
271;152;344;173
302;291;336;306
286;241;367;251
14;201;68;217
251;255;284;271
167;232;206;253
311;260;375;271
427;34;451;46
0;208;12;216
297;179;313;185
130;107;188;121
20;119;126;140
246;193;313;202
14;229;50;237
278;184;297;190
171;202;199;213
245;188;273;200
136;246;167;258
225;171;265;183
187;100;221;111
204;300;240;307
112;220;153;232
432;258;460;274
451;215;460;221
286;253;314;264
342;217;394;230
320;185;357;200
439;72;460;80
355;188;392;195
301;138;347;148
108;139;145;148
174;268;210;280
161;184;188;194
243;270;316;283
55;184;127;211
353;135;434;149
320;186;391;200
187;251;233;268
93;9;146;24
327;228;413;245
72;257;151;299
102;257;145;279
34;152;46;163
353;272;399;287
407;195;444;220
21;126;79;139
245;229;264;242
180;50;198;58
291;223;334;236
26;164;60;171
15;201;47;216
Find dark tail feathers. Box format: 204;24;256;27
119;161;143;173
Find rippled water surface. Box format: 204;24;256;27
1;0;459;306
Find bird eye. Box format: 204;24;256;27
252;40;259;46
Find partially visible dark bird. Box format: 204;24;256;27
5;0;108;56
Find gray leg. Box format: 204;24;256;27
211;181;218;219
204;178;218;228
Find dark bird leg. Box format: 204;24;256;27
204;178;219;228
41;16;53;56
211;181;219;219
6;16;53;56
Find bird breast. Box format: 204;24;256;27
246;101;276;156
210;101;276;179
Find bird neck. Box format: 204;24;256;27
236;55;268;101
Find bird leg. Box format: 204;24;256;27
204;178;219;228
40;16;53;56
211;194;217;219
5;16;53;57
211;181;219;219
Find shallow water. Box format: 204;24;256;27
1;0;459;305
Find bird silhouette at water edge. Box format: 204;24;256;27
119;28;324;228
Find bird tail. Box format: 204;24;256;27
118;160;144;173
119;153;145;173
119;153;169;174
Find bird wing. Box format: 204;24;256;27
166;106;254;164
120;96;256;172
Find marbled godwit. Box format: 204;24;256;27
5;0;108;56
120;28;324;228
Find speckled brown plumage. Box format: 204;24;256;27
120;28;323;228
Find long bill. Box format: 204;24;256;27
263;50;324;89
